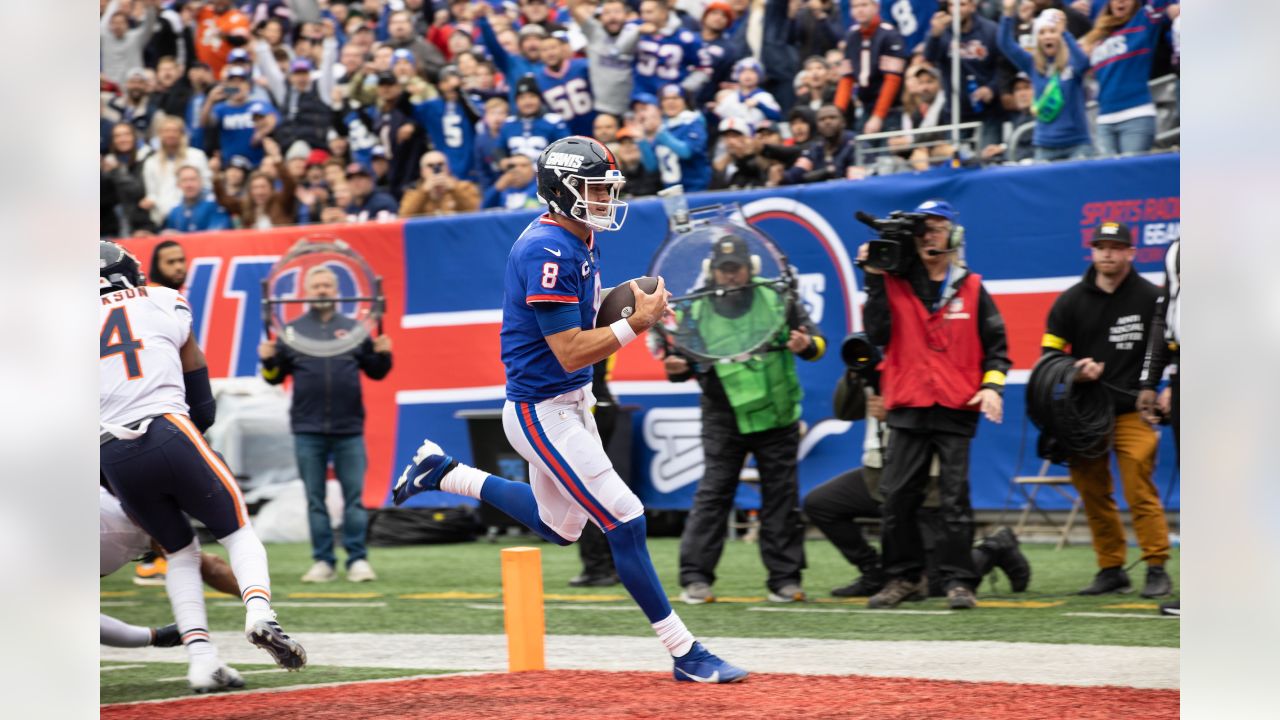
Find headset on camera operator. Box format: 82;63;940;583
656;235;825;605
855;199;1011;610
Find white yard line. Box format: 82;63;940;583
749;607;954;616
1063;612;1179;620
100;664;147;672
100;632;1179;690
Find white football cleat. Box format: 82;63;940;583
187;657;246;694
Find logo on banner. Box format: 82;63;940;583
643;407;704;494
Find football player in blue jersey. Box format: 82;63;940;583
394;136;749;684
633;0;710;97
413;65;481;181
534;31;597;137
499;75;571;161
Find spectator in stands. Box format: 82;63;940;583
387;8;447;81
110;68;158;137
925;0;1003;148
369;145;393;193
412;65;481;181
787;106;817;147
259;266;393;585
224;46;273;105
399;150;482;217
143;116;213;228
696;1;746;109
1079;1;1179;156
104;122;157;237
997;4;1095;160
794;56;837;114
570;0;640;118
149;56;191;119
533;30;596;137
650;85;711;192
498;75;568;161
783;104;857;184
788;0;843;64
475;95;512;189
482;153;541;210
344;163;400;221
893;65;957;170
710;118;769;190
163;165;233;233
101;0;159;86
183;62;216;151
715;58;783;128
477;8;544;97
593;113;623;145
633;0;709;98
835;0;908;135
372;71;427;197
610;130;663;198
392;48;436;103
202;67;280;167
216;145;302;229
761;0;801;112
265;55;337;153
194;0;251;78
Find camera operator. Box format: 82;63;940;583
857;199;1011;610
804;342;1029;597
1042;222;1173;598
659;235;826;605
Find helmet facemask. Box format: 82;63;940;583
565;170;628;232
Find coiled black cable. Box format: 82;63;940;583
1025;353;1114;463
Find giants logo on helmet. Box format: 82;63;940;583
543;151;585;171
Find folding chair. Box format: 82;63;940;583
1013;460;1084;551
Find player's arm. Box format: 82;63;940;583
543;279;669;373
179;333;217;432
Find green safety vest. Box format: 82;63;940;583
689;282;803;434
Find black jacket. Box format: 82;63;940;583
276;85;335;152
1043;266;1160;414
863;262;1011;437
261;311;393;435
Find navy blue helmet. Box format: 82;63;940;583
99;240;145;294
536;136;628;231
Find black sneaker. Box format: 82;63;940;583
978;527;1032;592
831;572;886;598
1159;600;1180;617
946;585;978;609
568;573;619;588
1140;566;1173;598
867;575;928;609
152;623;181;648
1078;566;1132;595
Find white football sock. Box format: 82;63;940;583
164;540;216;659
440;463;489;499
99;614;153;648
218;525;273;612
652;611;696;657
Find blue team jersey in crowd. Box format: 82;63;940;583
654;109;709;192
1088;0;1171;116
501;215;603;403
342;106;381;169
210;101;278;166
534;59;596;138
413;98;476;179
499;113;569;160
633;21;704;96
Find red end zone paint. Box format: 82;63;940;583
102;670;1178;720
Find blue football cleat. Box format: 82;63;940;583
672;642;748;683
392;439;457;506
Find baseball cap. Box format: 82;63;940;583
375;70;398;85
518;24;548;39
439;64;461;81
1091;222;1133;246
710;235;752;269
346;162;371;178
659;83;685;101
392;48;415;66
914;199;958;223
289;58;314;74
549;30;571;44
370;145;388;159
718;117;754;138
228;155;254;171
615;126;638;141
630;92;659;108
515;75;542;98
248;101;272;117
703;1;736;23
913;65;940;80
306;148;331;167
227;48;251;64
225;65;251;81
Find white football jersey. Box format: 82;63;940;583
99;486;151;576
99;285;192;428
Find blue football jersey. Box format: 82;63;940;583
413;98;477;179
211;101;278;166
342;106;381;169
534;59;596;138
499;114;569;160
633;24;704;96
501;215;603;403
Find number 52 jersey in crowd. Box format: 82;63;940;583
99;285;192;428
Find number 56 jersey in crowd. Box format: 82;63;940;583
99;285;192;428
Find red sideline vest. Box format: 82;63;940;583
880;272;984;412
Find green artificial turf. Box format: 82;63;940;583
100;536;1178;649
99;662;440;705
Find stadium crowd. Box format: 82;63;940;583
100;0;1180;237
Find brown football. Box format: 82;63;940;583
595;276;661;328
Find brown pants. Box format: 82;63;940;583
1069;412;1170;569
